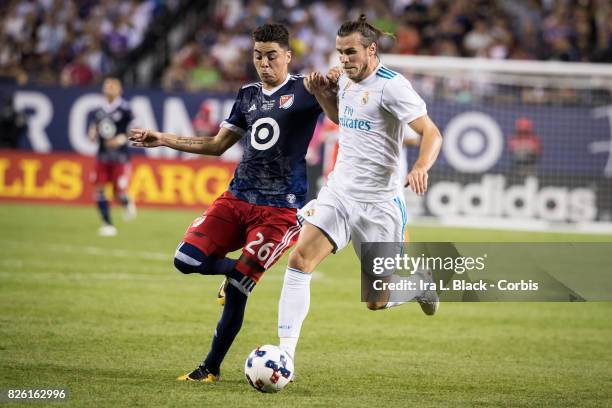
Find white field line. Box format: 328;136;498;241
0;268;324;283
0;249;325;282
0;239;170;261
0;257;171;274
0;269;177;282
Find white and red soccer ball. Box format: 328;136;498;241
244;345;294;393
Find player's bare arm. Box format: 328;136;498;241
104;133;128;149
305;71;339;124
87;123;97;141
406;114;442;195
129;127;241;156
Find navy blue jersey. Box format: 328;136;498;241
222;74;322;208
93;98;134;163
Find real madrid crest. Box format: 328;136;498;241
361;91;369;105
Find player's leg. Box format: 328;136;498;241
93;161;116;236
278;223;334;361
195;207;300;380
178;277;248;382
111;163;136;221
351;199;405;310
354;196;438;314
175;193;248;382
278;188;351;361
173;193;245;277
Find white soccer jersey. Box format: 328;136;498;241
327;63;427;202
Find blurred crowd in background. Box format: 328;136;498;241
0;0;611;92
163;0;612;93
0;0;176;86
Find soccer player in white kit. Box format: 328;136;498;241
277;15;443;362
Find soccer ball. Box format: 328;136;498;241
244;345;294;393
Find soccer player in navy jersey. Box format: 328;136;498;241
89;77;136;237
130;24;336;382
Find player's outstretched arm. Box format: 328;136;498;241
129;127;242;156
406;114;443;196
305;71;339;125
105;133;128;149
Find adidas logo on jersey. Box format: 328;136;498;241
248;104;256;112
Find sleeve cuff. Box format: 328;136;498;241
405;109;427;125
221;121;246;137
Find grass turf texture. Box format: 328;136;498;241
1;203;611;407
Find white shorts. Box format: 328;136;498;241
297;186;408;258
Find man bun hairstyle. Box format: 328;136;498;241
337;14;390;49
252;23;290;49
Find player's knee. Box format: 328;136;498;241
173;242;214;275
366;301;387;311
288;246;315;273
173;256;191;274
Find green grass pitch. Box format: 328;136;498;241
1;203;611;407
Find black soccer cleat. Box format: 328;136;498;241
415;289;440;316
177;365;220;382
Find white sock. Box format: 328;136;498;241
279;337;299;360
278;267;311;361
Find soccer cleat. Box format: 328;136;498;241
98;224;118;237
177;365;220;382
217;278;227;306
415;289;439;316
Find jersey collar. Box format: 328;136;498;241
262;74;291;96
358;62;383;86
104;97;124;113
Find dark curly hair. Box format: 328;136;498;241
252;23;290;49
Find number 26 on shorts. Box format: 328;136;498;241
245;232;275;261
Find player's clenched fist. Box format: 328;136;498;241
326;65;342;85
304;71;330;95
129;128;164;148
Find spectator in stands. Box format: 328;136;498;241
60;53;95;87
395;23;421;55
0;0;161;87
463;19;494;57
187;55;222;92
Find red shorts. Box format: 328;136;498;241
94;161;131;190
182;191;300;282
